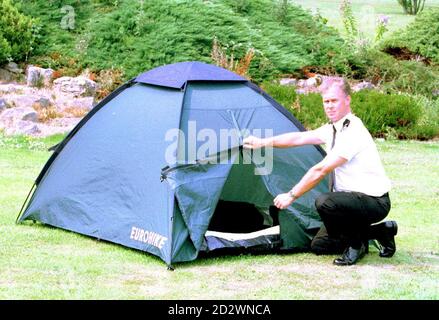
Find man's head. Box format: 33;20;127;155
319;77;351;123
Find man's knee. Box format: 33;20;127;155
310;238;345;255
310;237;331;255
315;193;335;213
310;225;346;255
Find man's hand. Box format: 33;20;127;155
242;136;266;149
273;193;295;210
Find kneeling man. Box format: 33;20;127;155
243;77;397;266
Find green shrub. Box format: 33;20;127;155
0;0;38;64
0;35;11;62
18;0;355;82
383;8;439;64
296;93;326;129
405;95;439;139
231;0;251;14
262;82;326;130
351;90;420;138
361;49;439;98
263;83;438;139
261;81;298;109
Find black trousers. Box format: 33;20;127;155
312;191;391;251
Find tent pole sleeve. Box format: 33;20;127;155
167;82;189;265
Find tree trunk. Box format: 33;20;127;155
397;0;426;15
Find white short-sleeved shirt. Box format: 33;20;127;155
313;113;391;197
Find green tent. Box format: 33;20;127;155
17;61;327;268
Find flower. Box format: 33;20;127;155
378;14;390;26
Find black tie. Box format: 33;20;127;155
329;124;336;192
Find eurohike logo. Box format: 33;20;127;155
130;226;168;249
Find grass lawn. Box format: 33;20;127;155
0;135;438;299
291;0;439;39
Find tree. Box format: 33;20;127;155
0;0;38;64
397;0;426;15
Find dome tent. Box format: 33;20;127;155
17;61;328;268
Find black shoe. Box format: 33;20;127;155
333;243;367;266
376;221;398;258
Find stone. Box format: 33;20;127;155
0;84;27;94
26;65;54;87
5;62;23;74
305;77;319;87
70;97;95;110
279;78;297;86
0;107;38;127
8;95;41;109
4;120;41;136
0;68;13;82
295;88;308;95
0;98;6;113
53;76;97;97
54;96;95;114
48;117;82;128
352;81;375;92
297;79;306;87
37;118;82;137
35;97;52;109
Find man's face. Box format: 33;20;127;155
322;86;351;123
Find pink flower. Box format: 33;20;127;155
378;15;390;26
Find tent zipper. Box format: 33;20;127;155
160;162;201;181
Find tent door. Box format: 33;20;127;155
199;148;283;253
200;200;282;253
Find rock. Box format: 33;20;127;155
53;76;97;97
54;96;95;113
37;118;81;137
352;81;375;92
0;68;14;82
295;77;321;94
38;125;71;137
432;89;439;97
305;77;319;87
279;78;297;86
26;65;54;87
48;117;82;128
0;107;38;127
1;116;81;137
0;98;6;113
8;95;41;109
70;97;95;110
295;88;309;95
35;97;52;109
5;62;23;74
4;120;41;136
0;83;28;94
297;79;306;87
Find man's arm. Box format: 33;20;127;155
273;153;347;209
243;129;325;149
